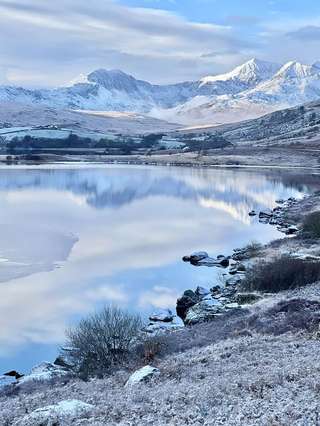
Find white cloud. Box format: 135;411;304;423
0;0;251;86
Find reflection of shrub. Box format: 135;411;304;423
302;211;320;238
64;306;142;379
233;241;263;260
242;256;320;293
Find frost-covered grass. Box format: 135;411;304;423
2;332;320;425
242;256;320;293
3;289;320;425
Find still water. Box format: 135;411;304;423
0;164;318;372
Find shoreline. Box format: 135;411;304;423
3;145;320;170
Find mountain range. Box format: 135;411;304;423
1;58;320;126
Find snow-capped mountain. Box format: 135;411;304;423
1;58;320;126
156;60;320;125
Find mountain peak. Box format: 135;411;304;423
275;61;316;79
200;58;280;86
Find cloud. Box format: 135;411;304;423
286;25;320;41
0;0;252;86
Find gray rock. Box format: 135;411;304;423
210;285;222;295
259;209;273;219
225;275;243;287
125;365;160;387
176;290;199;320
18;362;69;386
183;252;229;268
183;251;209;263
149;309;174;322
184;298;224;325
285;225;298;235
15;400;94;426
195;286;210;298
142;321;183;334
229;263;246;275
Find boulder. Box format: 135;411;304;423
196;257;229;267
149;309;174;323
259;209;273;219
18;362;69;385
142;321;183;334
184;298;224;325
15;400;94;426
125;365;160;387
210;285;222;295
229;263;246;275
195;286;210;298
182;251;208;263
54;356;72;369
183;252;229;268
225;275;243;287
285;225;298;235
176;290;199;320
221;287;237;298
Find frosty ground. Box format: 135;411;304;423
2;288;320;425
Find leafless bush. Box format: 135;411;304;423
302;211;320;238
64;306;143;378
135;335;168;363
237;298;320;336
242;256;320;293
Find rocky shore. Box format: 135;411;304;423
172;192;320;327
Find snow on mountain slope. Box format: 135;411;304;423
200;58;279;86
1;58;320;127
0;103;180;136
246;61;320;105
0;59;279;113
154;60;320;126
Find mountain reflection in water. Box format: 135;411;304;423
0;164;318;371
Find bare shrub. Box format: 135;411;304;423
64;306;143;378
242;256;320;293
134;335;169;364
302;211;320;238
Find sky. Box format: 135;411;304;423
0;0;320;87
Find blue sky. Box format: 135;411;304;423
0;0;319;86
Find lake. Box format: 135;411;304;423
0;164;319;373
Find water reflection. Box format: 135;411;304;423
0;164;318;371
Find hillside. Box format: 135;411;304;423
0;103;179;139
178;100;320;146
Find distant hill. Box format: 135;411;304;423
178;101;320;146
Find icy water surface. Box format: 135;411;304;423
0;164;319;372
